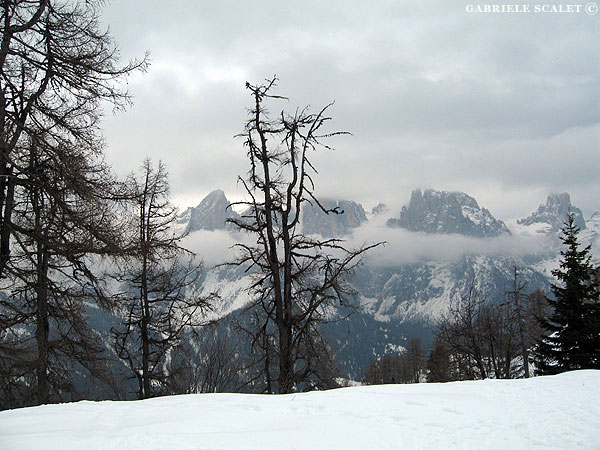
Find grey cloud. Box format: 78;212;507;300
182;230;252;267
98;0;599;222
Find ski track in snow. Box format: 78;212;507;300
1;370;599;450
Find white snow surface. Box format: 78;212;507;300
2;371;599;450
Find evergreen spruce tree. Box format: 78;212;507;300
534;214;600;374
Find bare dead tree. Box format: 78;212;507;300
362;339;424;385
437;284;489;380
426;335;451;382
165;322;243;395
227;78;380;393
505;266;531;377
111;159;213;399
435;281;528;381
480;301;519;379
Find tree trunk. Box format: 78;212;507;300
32;157;50;404
35;244;50;404
508;267;530;378
514;285;530;378
263;330;272;394
140;251;151;398
278;319;293;394
0;170;14;278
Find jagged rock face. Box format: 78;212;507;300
355;255;550;323
186;189;239;232
177;207;193;225
587;212;600;238
518;193;586;233
302;199;367;238
371;203;388;216
387;189;510;237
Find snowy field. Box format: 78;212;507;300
1;371;599;450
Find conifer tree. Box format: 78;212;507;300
534;214;600;374
112;159;212;399
0;0;147;408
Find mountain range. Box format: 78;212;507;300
181;189;599;378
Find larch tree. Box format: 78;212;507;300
436;283;522;380
426;335;451;382
505;267;531;377
112;159;213;399
0;0;147;278
0;133;122;408
0;0;146;408
362;339;424;385
228;78;380;394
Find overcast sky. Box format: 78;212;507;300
99;0;599;220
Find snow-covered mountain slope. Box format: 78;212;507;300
2;370;598;450
355;256;550;325
176;189;597;377
196;266;254;322
328;252;554;376
582;211;600;259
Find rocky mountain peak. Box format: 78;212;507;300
517;193;585;233
387;188;510;237
302;199;367;238
371;203;388;216
186;189;239;232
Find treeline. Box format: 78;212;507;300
361;284;547;385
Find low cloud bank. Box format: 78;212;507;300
182;215;554;269
182;230;252;267
345;214;553;267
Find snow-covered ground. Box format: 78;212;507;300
1;371;599;450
